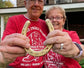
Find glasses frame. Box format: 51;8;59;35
48;16;64;21
28;0;44;5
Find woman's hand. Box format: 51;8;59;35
44;30;79;58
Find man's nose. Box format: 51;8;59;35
34;0;39;5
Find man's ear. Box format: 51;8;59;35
24;0;28;9
24;0;26;7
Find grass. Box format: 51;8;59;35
79;59;84;68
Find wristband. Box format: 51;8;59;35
73;42;83;58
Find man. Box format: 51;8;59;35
2;0;46;68
2;0;84;68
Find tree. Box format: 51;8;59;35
0;0;14;8
4;0;14;8
0;0;5;8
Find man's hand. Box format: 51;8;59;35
0;33;30;67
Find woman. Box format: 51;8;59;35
43;6;84;68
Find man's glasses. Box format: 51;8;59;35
28;0;44;5
48;16;64;21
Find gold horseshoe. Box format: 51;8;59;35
21;19;54;57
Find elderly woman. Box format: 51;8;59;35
43;6;84;68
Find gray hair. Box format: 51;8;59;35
45;6;66;20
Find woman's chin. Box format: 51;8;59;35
54;28;61;30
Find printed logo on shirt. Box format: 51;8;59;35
43;50;63;68
21;26;46;67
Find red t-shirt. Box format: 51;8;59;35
43;29;81;68
2;15;81;68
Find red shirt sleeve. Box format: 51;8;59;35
2;17;17;40
68;31;81;44
63;29;81;44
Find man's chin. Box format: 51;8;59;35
32;14;40;18
32;12;40;16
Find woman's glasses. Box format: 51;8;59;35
48;16;64;21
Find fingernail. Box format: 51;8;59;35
43;41;46;46
25;44;30;48
26;37;30;42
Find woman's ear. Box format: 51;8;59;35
63;18;65;25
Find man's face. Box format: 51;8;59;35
24;0;44;19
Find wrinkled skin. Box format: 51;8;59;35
24;0;44;20
44;8;84;61
44;30;79;58
0;0;45;67
0;33;30;67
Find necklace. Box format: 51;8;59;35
24;15;39;21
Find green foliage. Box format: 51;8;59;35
79;59;84;68
4;0;14;8
0;0;5;8
0;0;14;8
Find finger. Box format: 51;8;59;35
47;30;66;38
53;43;73;52
53;49;74;57
2;52;25;59
53;49;67;56
0;46;26;54
44;36;65;45
52;44;61;50
4;33;28;40
2;53;25;63
1;37;30;48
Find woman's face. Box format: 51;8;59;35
48;9;65;31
